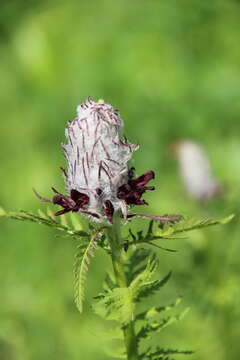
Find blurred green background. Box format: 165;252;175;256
1;0;240;359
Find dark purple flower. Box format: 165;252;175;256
117;169;155;206
52;188;89;216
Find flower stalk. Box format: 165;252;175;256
106;215;139;360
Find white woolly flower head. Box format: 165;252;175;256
60;97;138;222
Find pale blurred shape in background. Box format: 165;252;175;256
175;140;221;200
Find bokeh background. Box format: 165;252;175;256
1;0;240;359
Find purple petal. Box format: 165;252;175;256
70;189;89;207
104;200;114;223
55;208;71;216
117;170;155;206
79;210;100;219
131;171;155;188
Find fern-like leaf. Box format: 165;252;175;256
104;272;116;291
137;308;189;342
155;214;235;238
94;253;172;324
126;247;152;283
129;255;158;293
127;215;235;247
74;233;99;313
0;207;89;240
136;271;172;301
104;347;126;359
136;297;182;321
140;346;193;359
93;286;136;324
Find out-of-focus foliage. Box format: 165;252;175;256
1;208;231;360
1;0;240;359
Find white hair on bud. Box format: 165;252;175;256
61;98;138;221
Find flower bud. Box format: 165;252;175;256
61;98;138;222
35;98;180;225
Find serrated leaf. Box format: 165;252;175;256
126;247;152;283
59;214;68;227
104;272;116;291
95;254;170;325
0;207;7;216
74;234;98;313
94;253;164;324
156;225;175;238
147;242;177;253
128;214;235;245
101;327;124;341
159;215;235;236
140;346;193;359
104;344;126;359
37;209;49;219
136;297;182;321
129;253;158;293
137;308;189;341
94;286;135;324
218;214;235;224
46;207;56;221
94;253;172;325
152;357;175;360
0;207;90;240
136;271;172;301
70;212;84;230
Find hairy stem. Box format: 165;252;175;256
107;218;138;360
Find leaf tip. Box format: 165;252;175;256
0;207;6;217
220;214;235;224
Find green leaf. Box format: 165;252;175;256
147;242;177;253
37;209;49;220
101;327;124;341
104;345;126;359
46;207;56;221
70;212;84;230
137;308;189;341
59;213;68;227
94;253;173;325
136;297;182;321
0;207;6;216
103;272;116;291
136;271;172;301
0;207;90;240
156;214;235;238
129;253;158;294
140;346;193;359
152;357;175;360
151;357;175;360
94;254;160;324
127;251;171;302
126;247;152;283
74;233;99;313
218;214;235;224
127;214;235;247
94;286;135;324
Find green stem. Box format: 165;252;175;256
107;219;139;360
